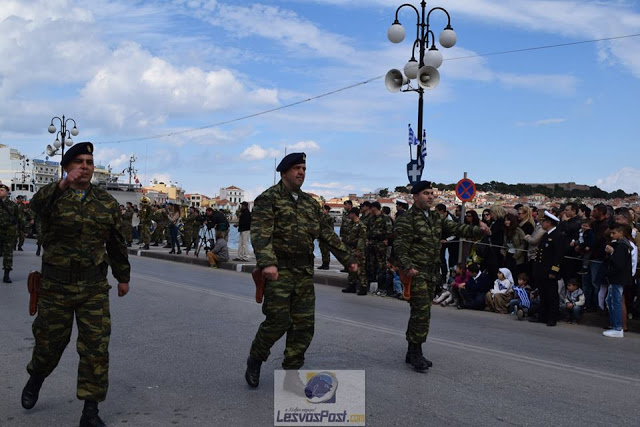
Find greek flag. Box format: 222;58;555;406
417;131;427;166
514;287;531;308
408;124;419;146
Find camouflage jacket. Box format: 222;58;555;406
344;220;367;254
339;211;351;238
394;205;483;275
30;182;130;283
122;207;134;225
183;212;200;232
367;213;393;243
0;197;20;233
322;212;335;229
16;203;29;226
139;204;152;224
152;209;168;226
251;180;353;273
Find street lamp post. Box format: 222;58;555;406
385;1;456;181
46;115;79;177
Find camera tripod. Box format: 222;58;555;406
194;225;216;258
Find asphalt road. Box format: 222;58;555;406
1;241;639;426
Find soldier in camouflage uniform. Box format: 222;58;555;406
341;207;368;295
317;204;335;270
182;206;200;254
339;200;353;241
121;202;134;247
151;205;167;246
394;181;490;373
367;202;393;292
21;142;130;427
15;195;29;251
0;183;20;283
245;153;357;389
138;197;152;249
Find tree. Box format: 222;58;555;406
378;188;389;198
394;185;410;193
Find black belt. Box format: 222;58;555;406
42;263;108;283
276;253;314;269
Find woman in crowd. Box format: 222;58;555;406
168;203;182;254
502;213;527;277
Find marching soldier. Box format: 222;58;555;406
21;142;130;427
339;200;353;240
0;183;20;283
245;153;357;388
531;211;567;327
151;205;168;246
138;197;152;249
367;202;393;291
182;206;200;254
341;207;368;295
15;195;29;251
394;181;490;372
317;204;334;270
121;202;134;247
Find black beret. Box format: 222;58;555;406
0;184;9;191
410;180;432;194
61;142;94;168
276;152;306;172
16;195;24;199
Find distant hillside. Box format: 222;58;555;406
428;181;637;200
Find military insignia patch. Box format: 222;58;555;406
87;145;93;153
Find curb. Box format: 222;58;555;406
127;248;350;288
126;248;638;332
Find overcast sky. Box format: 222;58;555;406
2;0;640;200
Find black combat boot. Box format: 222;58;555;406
151;242;159;247
245;356;262;388
79;401;106;427
18;245;23;251
143;244;150;250
317;263;330;270
341;282;356;293
3;269;11;283
36;245;41;256
21;375;45;409
405;343;431;372
176;248;182;255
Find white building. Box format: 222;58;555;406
219;185;244;204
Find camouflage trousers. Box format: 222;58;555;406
27;277;112;402
406;273;437;344
140;223;151;245
122;224;133;244
319;242;330;265
348;250;367;291
366;243;387;282
15;229;25;249
0;228;16;270
250;268;315;370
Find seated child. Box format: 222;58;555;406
434;269;455;306
485;267;514;314
508;273;531;319
450;264;470;309
561;278;585;323
460;263;493;310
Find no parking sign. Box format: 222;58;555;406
455;178;476;202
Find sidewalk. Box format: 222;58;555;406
127;244;350;288
127;244;638;333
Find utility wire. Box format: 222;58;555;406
96;33;640;146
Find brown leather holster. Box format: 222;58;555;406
251;268;266;304
399;270;412;301
27;271;42;316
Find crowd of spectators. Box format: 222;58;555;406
340;199;639;338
